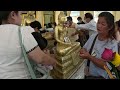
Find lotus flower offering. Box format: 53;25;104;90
101;48;120;79
101;48;120;67
101;48;114;61
111;52;120;67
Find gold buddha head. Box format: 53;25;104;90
58;11;66;25
25;11;36;24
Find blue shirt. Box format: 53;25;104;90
83;33;118;79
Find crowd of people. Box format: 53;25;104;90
0;11;120;79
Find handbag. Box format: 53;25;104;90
18;26;50;79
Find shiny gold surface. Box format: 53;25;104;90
42;32;54;40
25;11;36;24
54;11;80;56
51;60;83;79
51;11;83;79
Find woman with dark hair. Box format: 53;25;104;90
115;20;120;67
30;21;48;50
0;11;56;79
79;12;118;79
115;20;120;42
30;21;42;31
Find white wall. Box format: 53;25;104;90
114;11;120;21
55;11;61;25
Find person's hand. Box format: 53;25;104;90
69;24;76;28
71;33;75;36
79;48;91;59
46;57;56;69
50;54;55;58
43;49;50;56
80;48;87;54
51;57;57;67
43;49;56;67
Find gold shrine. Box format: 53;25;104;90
21;11;84;79
50;11;83;79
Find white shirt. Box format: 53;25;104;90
83;33;118;79
0;24;38;79
46;28;54;32
75;19;97;36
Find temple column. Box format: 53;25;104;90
36;11;44;27
114;11;120;21
67;11;71;16
80;11;85;20
55;11;61;25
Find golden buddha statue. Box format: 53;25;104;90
25;11;36;25
42;32;54;40
51;11;83;79
55;12;80;56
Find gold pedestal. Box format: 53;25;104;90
51;47;83;79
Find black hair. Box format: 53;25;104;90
98;12;115;39
47;23;52;28
115;20;120;33
30;21;42;29
67;16;73;21
77;17;82;20
44;24;47;26
84;13;93;20
0;11;18;21
115;20;120;28
53;22;57;26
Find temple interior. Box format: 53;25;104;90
1;11;120;79
21;11;120;27
20;11;120;79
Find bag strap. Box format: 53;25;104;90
87;34;98;67
118;42;120;54
18;26;37;79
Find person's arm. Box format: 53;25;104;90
80;35;107;70
71;20;96;32
80;50;107;70
21;26;56;66
88;55;106;69
28;46;56;66
32;32;47;50
75;23;91;31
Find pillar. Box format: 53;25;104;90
55;11;61;25
36;11;44;27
